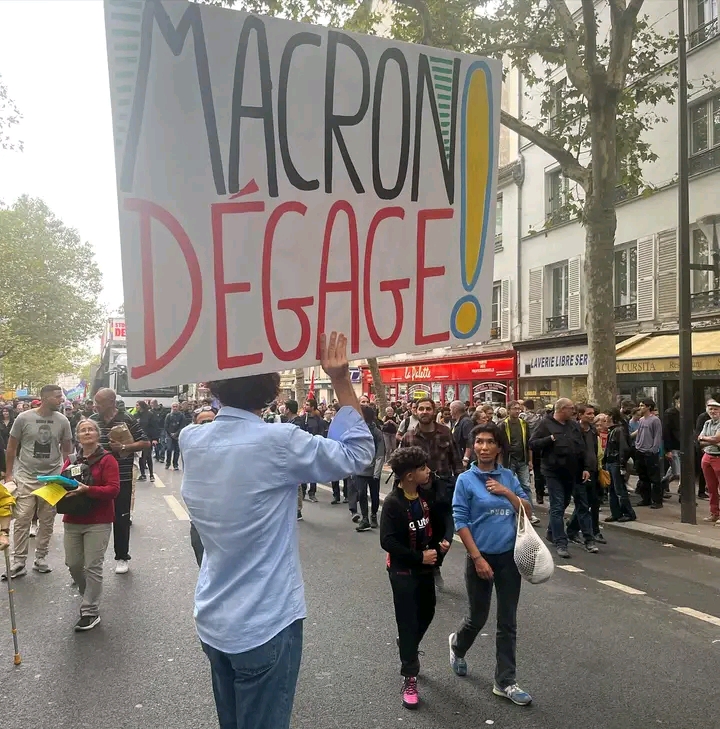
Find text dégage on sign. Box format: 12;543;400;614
104;0;501;388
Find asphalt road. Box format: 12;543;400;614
1;467;719;729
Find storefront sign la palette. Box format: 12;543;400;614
104;0;501;388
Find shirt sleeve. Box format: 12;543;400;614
452;473;472;532
9;415;23;440
61;416;72;445
652;419;663;451
509;472;529;500
282;406;374;485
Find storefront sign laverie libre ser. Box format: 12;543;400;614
520;345;589;378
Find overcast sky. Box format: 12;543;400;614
0;0;123;310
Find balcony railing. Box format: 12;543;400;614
689;17;719;49
691;289;720;313
489;326;500;340
614;184;639;204
545;208;572;228
614;303;638;322
546;315;568;333
690;145;720;176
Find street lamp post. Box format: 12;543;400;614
676;0;696;524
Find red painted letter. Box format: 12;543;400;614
363;207;410;348
415;208;453;346
317;201;360;357
263;201;314;361
124;199;202;380
212;201;265;370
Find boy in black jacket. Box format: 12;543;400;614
380;447;452;711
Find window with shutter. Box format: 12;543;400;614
501;279;511;340
528;267;544;337
567;256;582;330
636;235;655;321
657;229;678;317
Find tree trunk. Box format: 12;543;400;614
585;101;619;410
367;357;388;412
294;368;307;404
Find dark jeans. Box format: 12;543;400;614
166;438;180;468
154;432;166;460
635;450;663;505
532;451;545;499
349;475;376;518
300;483;316;497
607;463;636;520
113;481;132;561
567;472;601;536
139;447;154;478
545;471;593;547
452;552;521;689
201;620;303;729
190;521;204;567
389;570;436;677
331;479;349;502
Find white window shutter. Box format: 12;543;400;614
636;234;655;321
657;228;678;317
567;256;582;330
528;267;544;337
500;278;511;340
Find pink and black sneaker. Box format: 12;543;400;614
402;676;419;709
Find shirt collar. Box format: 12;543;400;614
470;463;503;477
215;406;263;422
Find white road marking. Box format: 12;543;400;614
164;495;190;521
557;565;585;573
597;580;646;596
152;475;166;488
673;607;720;627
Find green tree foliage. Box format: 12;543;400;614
0;196;104;388
0;74;22;152
220;0;677;407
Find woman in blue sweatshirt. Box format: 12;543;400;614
449;423;533;706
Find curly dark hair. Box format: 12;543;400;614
387;446;428;481
208;373;280;412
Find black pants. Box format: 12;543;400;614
113;481;132;561
389;570;436;677
190;521;204;567
139;447;154;478
166;438;180;468
635;450;663;505
567;472;601;536
331;479;349;501
301;483;317;498
452;552;521;689
532;451;545;499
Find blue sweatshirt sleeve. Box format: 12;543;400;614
452;472;472;532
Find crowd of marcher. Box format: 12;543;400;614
1;352;719;728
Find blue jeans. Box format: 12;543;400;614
509;460;532;502
607;463;636;520
544;471;593;547
202;620;303;729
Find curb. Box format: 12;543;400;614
533;502;720;557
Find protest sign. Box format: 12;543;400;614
104;0;501;388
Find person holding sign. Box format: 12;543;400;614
180;332;374;729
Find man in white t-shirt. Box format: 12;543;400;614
4;384;72;578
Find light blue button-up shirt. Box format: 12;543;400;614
180;405;374;655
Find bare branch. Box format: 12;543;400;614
607;0;645;89
582;0;597;73
500;110;590;188
548;0;591;96
394;0;433;45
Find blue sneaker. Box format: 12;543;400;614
493;683;532;706
448;633;467;676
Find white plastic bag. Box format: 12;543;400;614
513;507;554;584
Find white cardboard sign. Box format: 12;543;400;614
104;0;501;387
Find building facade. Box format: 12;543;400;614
361;0;720;413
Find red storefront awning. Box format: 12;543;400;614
378;357;515;383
